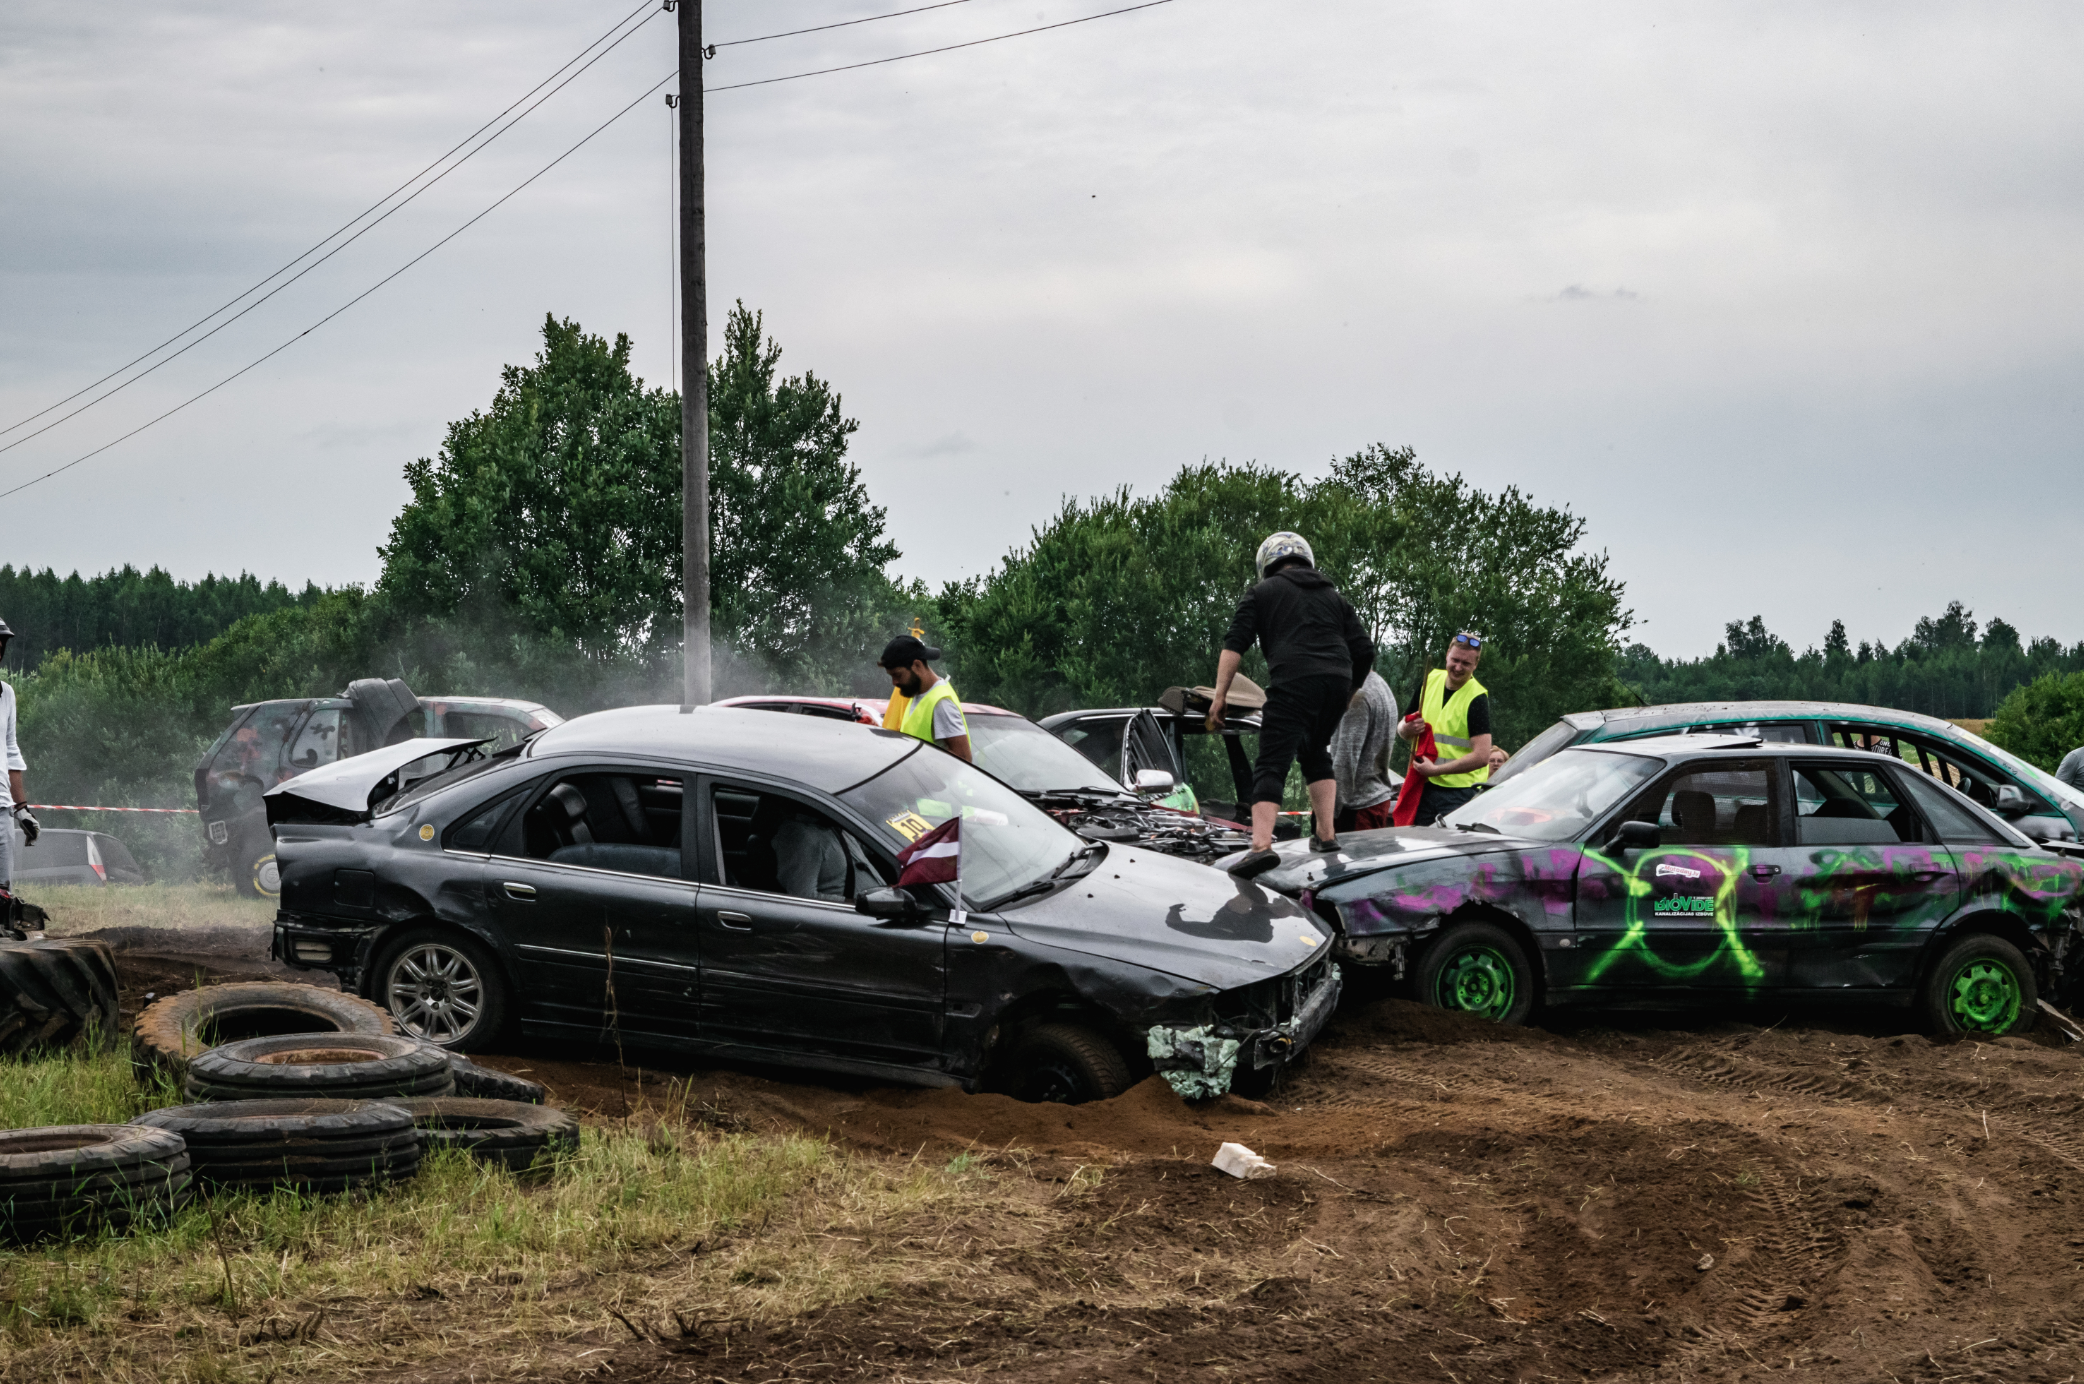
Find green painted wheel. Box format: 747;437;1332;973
1435;945;1518;1021
1947;957;2022;1034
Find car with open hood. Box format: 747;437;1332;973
264;705;1339;1102
1243;734;2084;1036
717;695;1253;864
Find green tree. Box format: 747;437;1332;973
1987;671;2084;770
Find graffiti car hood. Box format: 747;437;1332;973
1246;826;1536;897
997;844;1331;990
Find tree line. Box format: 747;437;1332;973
0;566;324;673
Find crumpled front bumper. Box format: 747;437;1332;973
1145;955;1343;1099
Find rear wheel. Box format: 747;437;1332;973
1414;921;1535;1026
1921;933;2037;1037
234;831;279;901
1003;1022;1131;1104
373;930;509;1052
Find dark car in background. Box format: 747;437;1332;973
266;706;1339;1102
718;695;1252;864
196;678;560;898
8;827;146;888
1496;700;2083;844
1247;734;2084;1036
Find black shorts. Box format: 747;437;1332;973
1251;674;1351;805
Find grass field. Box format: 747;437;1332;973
16;882;272;936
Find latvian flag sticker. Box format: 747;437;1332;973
896;817;961;886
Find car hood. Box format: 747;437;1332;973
265;738;488;819
1243;825;1537;898
995;844;1331;990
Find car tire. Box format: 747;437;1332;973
373;930;509;1052
182;1033;456;1103
0;1124;190;1242
234;830;280;901
396;1097;579;1173
133;1098;421;1193
445;1056;546;1104
1002;1022;1132;1105
1414;921;1536;1026
132;981;397;1073
1921;932;2038;1037
0;938;121;1055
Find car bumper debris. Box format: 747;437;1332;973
1146;955;1341;1099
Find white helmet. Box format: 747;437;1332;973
1254;531;1314;581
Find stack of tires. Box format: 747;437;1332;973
0;1125;188;1243
0;938;119;1054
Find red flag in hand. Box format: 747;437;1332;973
1391;712;1436;827
896;817;961;886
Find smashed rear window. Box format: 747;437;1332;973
372;743;517;817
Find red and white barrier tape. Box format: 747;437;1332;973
26;804;199;815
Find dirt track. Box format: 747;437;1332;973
108;934;2084;1383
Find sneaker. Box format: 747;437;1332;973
1227;848;1280;878
1308;834;1341;854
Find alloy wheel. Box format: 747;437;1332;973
1948;958;2021;1034
1436;944;1517;1022
386;943;485;1045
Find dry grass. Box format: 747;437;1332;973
21;883;272;936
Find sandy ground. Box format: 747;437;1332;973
80;912;2084;1383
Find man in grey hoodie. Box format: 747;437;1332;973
1331;670;1400;832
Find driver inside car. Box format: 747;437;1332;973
772;811;851;903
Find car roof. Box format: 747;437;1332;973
1587;699;1957;736
716;694;1020;719
1577;733;1933;765
525;704;919;792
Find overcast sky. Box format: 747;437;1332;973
3;1;2079;658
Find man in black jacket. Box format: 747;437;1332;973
1205;533;1375;876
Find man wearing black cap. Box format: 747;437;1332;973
877;635;972;763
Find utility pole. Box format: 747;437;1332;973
677;0;710;708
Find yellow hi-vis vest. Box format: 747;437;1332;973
899;679;965;745
1420;667;1490;788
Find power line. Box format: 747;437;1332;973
0;0;659;445
709;0;1178;92
0;71;680;505
714;0;989;48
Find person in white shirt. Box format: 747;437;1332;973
0;617;39;889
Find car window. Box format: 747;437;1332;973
1628;760;1780;847
969;716;1121;794
1828;725;2022;814
1674;720;1812;744
840;746;1084;909
706;784;892;904
284;708;346;774
1054;718;1127;778
444;785;532;853
1791;765;1921;845
512;770;685;879
1443;748;1660;840
1892;770;2016;846
441;710;535;751
1485;717;1581;784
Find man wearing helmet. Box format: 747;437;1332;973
0;618;37;891
1205;533;1375;877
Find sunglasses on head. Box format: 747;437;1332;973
1452;632;1484;650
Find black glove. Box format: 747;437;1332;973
13;809;38;847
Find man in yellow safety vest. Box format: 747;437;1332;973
1398;631;1494;824
877;635;973;763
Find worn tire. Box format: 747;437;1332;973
0;1125;190;1241
0;938;120;1055
133;1098;420;1192
445;1056;545;1104
133;981;398;1073
1921;933;2039;1037
234;829;280;901
371;929;509;1051
1002;1023;1132;1105
183;1033;455;1103
397;1097;579;1172
1414;921;1536;1026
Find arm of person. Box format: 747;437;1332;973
937;733;974;764
1206;648;1244;731
1340;600;1376;692
930;695;974;763
1414;734;1493;778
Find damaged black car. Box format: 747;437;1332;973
267;706;1339;1101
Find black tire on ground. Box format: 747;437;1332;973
182;1033;455;1103
0;1124;190;1242
1920;932;2040;1037
397;1097;580;1172
445;1056;546;1104
132;1098;422;1192
0;938;120;1055
234;829;280;901
371;929;509;1051
1001;1022;1132;1105
133;981;398;1072
1413;920;1537;1027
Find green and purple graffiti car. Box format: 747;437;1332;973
1249;734;2084;1036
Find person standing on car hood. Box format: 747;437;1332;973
1398;631;1495;824
0;618;38;889
878;635;973;764
1207;533;1375;876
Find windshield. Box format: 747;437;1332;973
1946;725;2084;811
1444;748;1661;840
969;716;1122;795
841;747;1084;908
1485;717;1583;786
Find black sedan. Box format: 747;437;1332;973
266;706;1339;1102
1244;735;2084;1036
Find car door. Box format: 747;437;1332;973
1778;760;1959;992
692;776;948;1071
483;766;700;1044
1571;757;1789;996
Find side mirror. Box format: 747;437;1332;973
855;886;924;922
1132;769;1177;795
1993;785;2031;818
1610;820;1661;852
